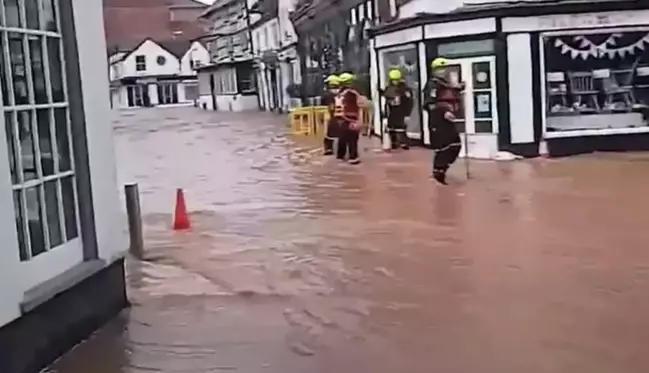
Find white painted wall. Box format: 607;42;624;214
507;33;535;144
120;39;181;77
180;41;210;76
0;0;127;327
215;94;258;111
252;18;280;54
278;0;298;47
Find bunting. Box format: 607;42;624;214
553;33;649;59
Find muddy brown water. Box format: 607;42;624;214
49;108;649;373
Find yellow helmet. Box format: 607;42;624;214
431;57;448;69
388;68;402;81
338;72;355;83
325;74;340;86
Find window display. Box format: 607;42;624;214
380;46;421;137
543;31;649;132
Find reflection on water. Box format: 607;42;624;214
51;108;649;373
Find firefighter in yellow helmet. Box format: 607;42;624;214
380;68;414;150
333;72;362;164
423;57;464;185
322;74;341;155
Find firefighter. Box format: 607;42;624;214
334;72;362;164
382;68;414;150
423;57;464;185
322;74;341;155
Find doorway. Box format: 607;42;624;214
444;56;498;159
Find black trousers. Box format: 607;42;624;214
337;124;360;161
323;118;338;154
433;144;461;172
387;115;408;149
388;130;408;149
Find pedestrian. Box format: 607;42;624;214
381;68;414;151
423;57;464;185
322;74;341;155
334;72;362;165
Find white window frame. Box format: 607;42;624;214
0;0;83;290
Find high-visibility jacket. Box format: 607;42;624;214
333;88;361;126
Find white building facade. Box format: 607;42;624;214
252;0;301;112
369;0;649;158
0;0;127;371
195;0;259;112
109;39;210;109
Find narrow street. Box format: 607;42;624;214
50;107;649;373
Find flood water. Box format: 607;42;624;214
50;107;649;373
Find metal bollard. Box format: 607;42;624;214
124;183;144;259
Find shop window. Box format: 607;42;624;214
380;45;421;136
157;83;178;104
2;12;80;260
236;63;256;94
543;31;649;132
184;83;198;100
127;85;147;107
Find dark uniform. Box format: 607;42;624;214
423;76;463;184
382;82;414;149
322;89;338;155
334;86;362;164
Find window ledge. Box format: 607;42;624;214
20;259;106;313
545;126;649;138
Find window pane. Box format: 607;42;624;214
4;0;20;28
61;176;78;240
44;180;63;247
9;33;28;105
0;34;9;106
42;0;57;31
47;37;64;102
475;120;493;133
13;190;28;261
25;0;39;29
18;110;37;181
29;36;48;104
472;62;491;90
37;109;54;175
54;108;71;171
25;186;46;256
5;112;18;184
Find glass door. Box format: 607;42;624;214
447;56;498;159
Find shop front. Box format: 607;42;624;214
369;0;649;158
503;7;649;156
370;16;503;158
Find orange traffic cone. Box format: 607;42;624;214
173;188;191;230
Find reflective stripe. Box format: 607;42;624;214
433;142;461;152
389;128;406;132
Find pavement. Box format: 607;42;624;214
48;107;649;373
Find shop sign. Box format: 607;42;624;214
537;11;641;30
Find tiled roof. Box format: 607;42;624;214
103;0;207;52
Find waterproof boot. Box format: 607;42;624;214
432;169;447;185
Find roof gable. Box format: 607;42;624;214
118;38;189;62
